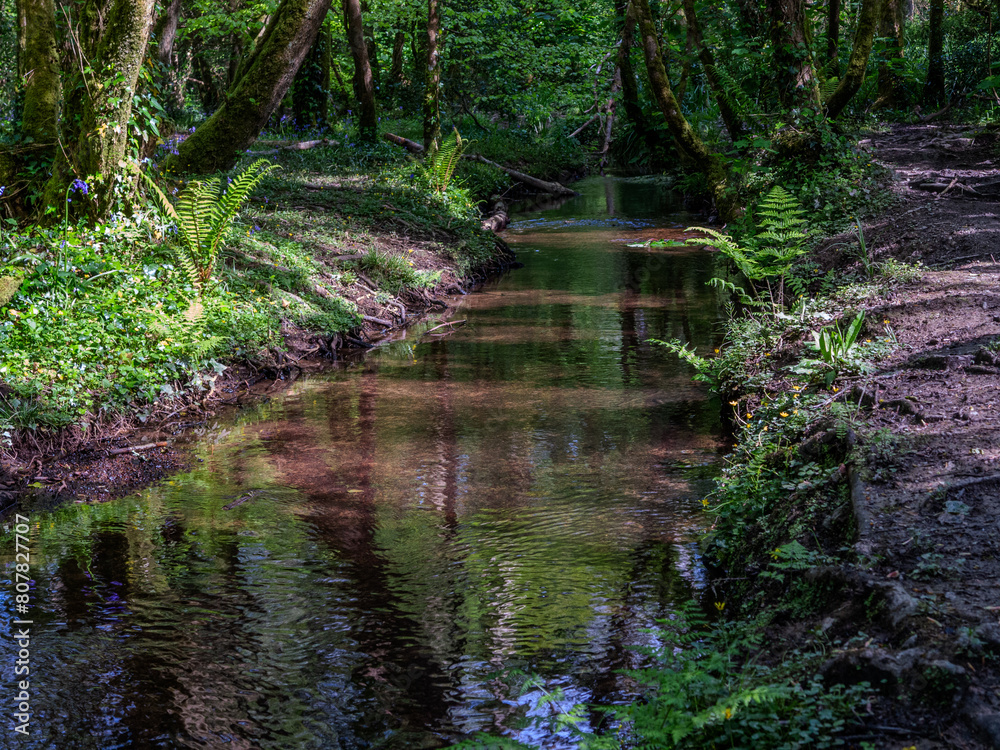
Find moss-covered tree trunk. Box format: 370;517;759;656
422;0;441;152
167;0;334;173
826;0;841;76
825;0;884;118
682;0;745;140
2;0;61;214
16;0;61;146
42;0;157;220
875;0;906;109
634;0;739;220
343;0;377;140
293;20;331;130
766;0;821;110
923;0;945;106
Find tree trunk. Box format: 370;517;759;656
923;0;945;105
766;0;821;110
633;0;738;220
682;0;745;140
168;0;334;174
825;0;884;118
616;2;659;156
152;0;184;115
390;29;406;83
875;0;905;108
343;0;377;139
361;0;381;91
826;0;841;77
293;19;331;130
42;0;157;219
193;46;221;112
16;0;61;146
423;0;441;152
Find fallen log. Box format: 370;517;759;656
381;133;579;197
383;132;425;153
465;154;579;197
252;138;332;155
108;441;168;456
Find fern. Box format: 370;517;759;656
143;159;278;299
422;128;468;193
715;63;758;120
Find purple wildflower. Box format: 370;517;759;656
70;178;89;195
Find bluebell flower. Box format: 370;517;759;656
0;186;5;197
70;178;89;195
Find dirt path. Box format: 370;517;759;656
821;124;1000;748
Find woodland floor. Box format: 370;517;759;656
807;123;1000;748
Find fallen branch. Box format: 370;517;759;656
481;198;509;233
422;319;466;336
383;132;425;153
252;138;332;156
465;154;579;197
362;314;393;327
108;441;168;456
382;133;579;196
568;114;602;139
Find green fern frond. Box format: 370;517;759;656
143;159;278;298
423;129;468;193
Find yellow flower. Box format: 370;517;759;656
729;400;738;406
715;601;725;611
701;498;709;507
780;412;789;417
746;413;752;419
714;348;720;354
771;548;781;560
724;708;732;720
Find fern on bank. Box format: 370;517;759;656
143;159;278;301
421;128;468;193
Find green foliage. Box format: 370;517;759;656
609;605;867;749
143;159;278;299
422;128;468;193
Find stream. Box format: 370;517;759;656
1;177;724;749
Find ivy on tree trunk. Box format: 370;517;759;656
825;0;884;119
42;0;157;220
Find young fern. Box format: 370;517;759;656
422;128;468;193
143;159;278;299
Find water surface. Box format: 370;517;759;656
1;177;723;749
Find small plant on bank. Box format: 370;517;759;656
791;312;866;386
421;128;468;193
143;159;278;301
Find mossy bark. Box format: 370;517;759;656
343;0;377;140
390;29;406;83
167;0;334;174
875;0;906;109
923;0;945;106
825;0;884;119
634;0;739;221
682;0;745;141
422;0;441;152
42;0;157;220
16;0;61;146
766;0;821;110
293;20;331;130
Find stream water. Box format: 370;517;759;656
1;177;724;749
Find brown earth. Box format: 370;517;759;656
786;124;1000;749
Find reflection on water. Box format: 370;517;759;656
1;178;723;749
